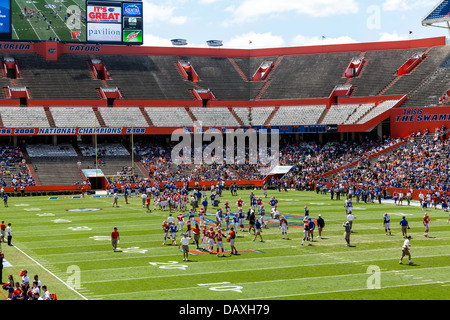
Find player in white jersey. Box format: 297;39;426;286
399;236;413;265
141;193;148;208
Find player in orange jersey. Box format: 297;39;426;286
228;226;237;255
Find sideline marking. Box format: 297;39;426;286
12;245;88;300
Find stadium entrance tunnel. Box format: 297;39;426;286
88;176;108;189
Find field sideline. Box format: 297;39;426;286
0;188;449;301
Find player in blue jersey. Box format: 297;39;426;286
269;196;278;211
252;219;263;242
3;193;8;207
304;206;309;217
238;209;245;232
345;198;353;215
188;207;196;225
232;213;240;236
169;222;178;245
400;216;409;238
383;213;391;235
258;205;267;228
308;218;316;241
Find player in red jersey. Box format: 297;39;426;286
192;223;201;249
224;200;230;213
236;198;245;212
207;227;216;253
146;195;151;213
181;194;188;212
162;221;169;245
215;229;225;257
201;225;208;252
280;215;289;240
185;220;192;239
177;213;185;235
423;212;431;237
198;207;205;226
256;197;263;212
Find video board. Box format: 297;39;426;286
0;0;143;45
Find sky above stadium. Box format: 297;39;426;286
142;0;448;48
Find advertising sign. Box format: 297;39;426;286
87;23;122;42
87;5;122;23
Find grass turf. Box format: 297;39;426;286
11;0;86;41
0;189;449;300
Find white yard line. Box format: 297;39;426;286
81;254;450;284
13;245;88;300
242;281;450;300
90;266;450;298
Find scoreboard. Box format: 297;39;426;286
0;0;143;45
87;0;143;43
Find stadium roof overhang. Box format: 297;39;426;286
0;36;445;61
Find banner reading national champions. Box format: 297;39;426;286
0;0;143;45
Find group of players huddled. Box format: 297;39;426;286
105;178;448;263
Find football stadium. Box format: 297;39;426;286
0;0;449;305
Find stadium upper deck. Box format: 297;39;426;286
0;36;449;137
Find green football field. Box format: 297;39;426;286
0;189;449;301
11;0;86;41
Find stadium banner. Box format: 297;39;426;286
0;125;341;136
0;127;149;136
390;106;450;137
0;42;32;51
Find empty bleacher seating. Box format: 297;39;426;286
232;107;275;126
350;49;420;97
145;107;194;127
259;52;358;100
78;143;130;157
382;46;450;98
321;105;358;125
98;107;148;127
190;107;240;126
50;107;100;127
0;107;49;127
26;144;78;159
357;100;399;124
11;53;100;99
345;104;375;124
93;55;195;100
268;105;326;126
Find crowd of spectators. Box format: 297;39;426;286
0;146;35;188
328;127;450;191
131;136;407;186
